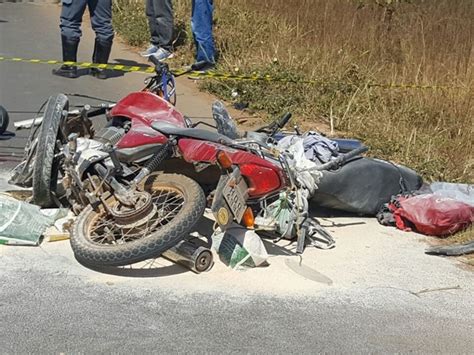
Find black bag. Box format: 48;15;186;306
311;157;423;216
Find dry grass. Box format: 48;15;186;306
113;0;473;183
442;226;474;264
444;226;474;245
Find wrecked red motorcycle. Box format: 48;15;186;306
10;60;420;266
11;87;369;267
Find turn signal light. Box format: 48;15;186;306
216;150;233;169
241;207;255;228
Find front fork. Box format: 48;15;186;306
66;134;174;209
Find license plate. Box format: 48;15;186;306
222;176;248;223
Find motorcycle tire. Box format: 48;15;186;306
32;94;68;207
70;173;206;267
0;105;9;134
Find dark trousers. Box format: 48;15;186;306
146;0;173;51
60;0;114;43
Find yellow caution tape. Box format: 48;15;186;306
0;55;465;90
0;56;156;74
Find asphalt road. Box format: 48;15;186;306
1;3;474;354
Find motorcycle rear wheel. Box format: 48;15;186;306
70;173;206;267
32;94;68;207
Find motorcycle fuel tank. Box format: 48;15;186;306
110;92;187;149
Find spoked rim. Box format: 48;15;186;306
87;186;186;246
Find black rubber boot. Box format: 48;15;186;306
90;38;113;80
52;36;79;79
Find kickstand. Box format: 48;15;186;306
296;227;306;254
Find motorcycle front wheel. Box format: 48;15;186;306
70;174;206;267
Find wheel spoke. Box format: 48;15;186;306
86;186;185;246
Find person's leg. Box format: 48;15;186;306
143;0;173;57
53;0;87;78
153;0;173;52
145;0;159;51
89;0;114;79
146;0;174;60
191;0;215;64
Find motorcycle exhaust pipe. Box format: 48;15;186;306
162;238;214;274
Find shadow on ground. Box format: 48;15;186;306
87;262;189;278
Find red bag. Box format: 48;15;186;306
392;194;474;236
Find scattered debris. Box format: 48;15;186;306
212;224;269;269
233;102;249;110
413;285;461;296
3;190;32;201
425;182;474;207
46;233;71;243
162;236;214;273
0;194;67;246
426;241;474;256
378;193;473;237
43;211;75;242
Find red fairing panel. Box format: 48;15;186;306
178;138;285;197
110;92;186;148
177;138;278;168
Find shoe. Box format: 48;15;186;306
90;38;113;80
193;61;215;72
52;36;79;79
149;48;174;62
141;44;158;57
187;61;215;80
52;65;78;78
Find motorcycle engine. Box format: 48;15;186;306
94;126;126;146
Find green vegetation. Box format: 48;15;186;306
113;0;473;183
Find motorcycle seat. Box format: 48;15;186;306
151;122;233;145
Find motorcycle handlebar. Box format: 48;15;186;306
87;107;107;118
265;112;292;136
277;112;292;129
149;58;208;77
148;55;161;67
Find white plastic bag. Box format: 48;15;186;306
0;194;66;246
277;135;321;195
212;224;269;269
